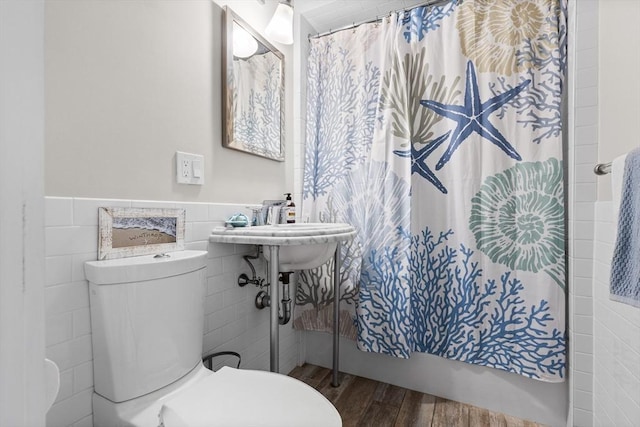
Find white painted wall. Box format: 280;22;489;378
291;13;314;232
596;0;640;201
0;1;47;425
45;0;291;204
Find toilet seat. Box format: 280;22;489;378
159;367;342;427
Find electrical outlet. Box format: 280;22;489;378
181;159;190;178
176;151;204;185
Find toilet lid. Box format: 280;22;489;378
158;367;342;427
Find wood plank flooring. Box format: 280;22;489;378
288;364;545;427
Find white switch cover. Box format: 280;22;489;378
192;159;202;178
176;151;204;185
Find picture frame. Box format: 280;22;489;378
98;207;186;260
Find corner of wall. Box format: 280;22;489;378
568;0;599;425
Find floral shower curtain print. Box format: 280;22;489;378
297;0;567;382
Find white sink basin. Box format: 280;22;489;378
264;242;338;271
209;223;356;271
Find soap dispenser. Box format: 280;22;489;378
284;193;296;223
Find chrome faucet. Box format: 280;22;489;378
248;207;264;226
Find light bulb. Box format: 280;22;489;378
233;22;259;58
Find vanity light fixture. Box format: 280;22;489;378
265;0;293;45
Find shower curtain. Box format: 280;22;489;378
296;0;567;382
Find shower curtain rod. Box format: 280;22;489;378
308;0;455;40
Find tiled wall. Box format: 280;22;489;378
592;202;640;425
567;1;599;425
44;197;299;427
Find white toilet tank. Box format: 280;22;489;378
85;250;208;403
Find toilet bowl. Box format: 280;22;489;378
85;250;341;427
159;364;340;427
92;362;340;427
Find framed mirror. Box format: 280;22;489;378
222;6;285;161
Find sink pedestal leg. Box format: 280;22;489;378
268;245;279;373
331;242;341;387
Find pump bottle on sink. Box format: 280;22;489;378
284;193;295;224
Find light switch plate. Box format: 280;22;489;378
176;151;204;185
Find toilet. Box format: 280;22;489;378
85;250;341;427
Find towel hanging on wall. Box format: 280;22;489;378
611;153;628;231
610;147;640;308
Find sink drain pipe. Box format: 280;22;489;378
254;273;292;326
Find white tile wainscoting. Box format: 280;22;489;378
44;197;300;427
592;202;640;426
567;1;599;425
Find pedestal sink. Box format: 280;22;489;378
210;223;355;271
209;222;355;384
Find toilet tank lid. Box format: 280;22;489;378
85;250;208;285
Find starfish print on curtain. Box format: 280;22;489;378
393;131;450;194
420;60;531;170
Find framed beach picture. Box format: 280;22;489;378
98;207;185;260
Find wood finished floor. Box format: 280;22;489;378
288;364;545;427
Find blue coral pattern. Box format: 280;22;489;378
299;0;567;382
